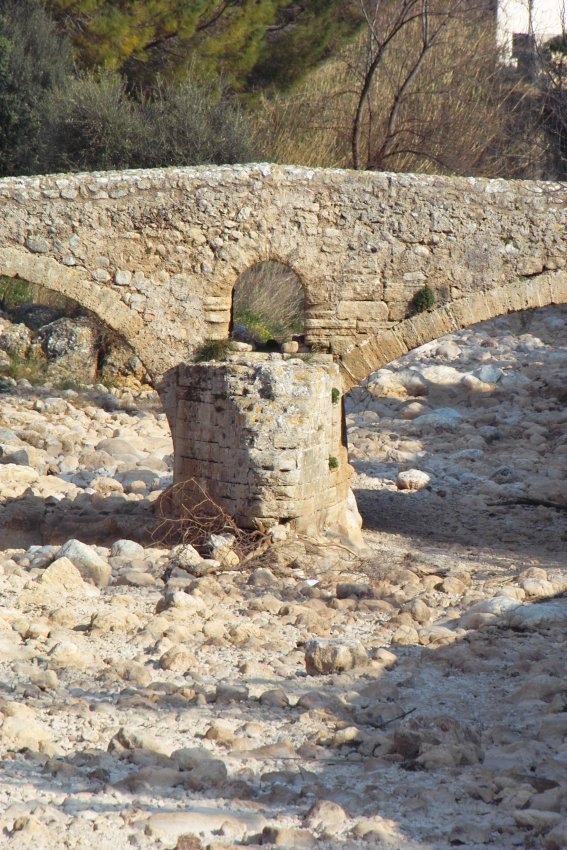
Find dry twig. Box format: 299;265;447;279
151;478;266;559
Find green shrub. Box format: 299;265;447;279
232;309;276;344
141;76;254;167
0;0;72;177
328;455;339;470
46;70;254;173
408;285;435;317
46;72;144;172
331;387;340;405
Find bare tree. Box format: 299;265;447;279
536;2;567;176
351;0;501;171
351;0;424;168
251;0;548;177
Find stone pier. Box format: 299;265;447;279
169;353;364;548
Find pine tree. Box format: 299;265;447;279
46;0;363;92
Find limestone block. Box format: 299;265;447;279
304;637;369;674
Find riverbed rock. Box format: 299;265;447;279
304;637;369;675
54;539;111;587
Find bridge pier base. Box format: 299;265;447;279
166;353;365;550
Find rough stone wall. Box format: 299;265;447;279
171;354;357;539
0;165;565;384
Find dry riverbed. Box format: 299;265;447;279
0;305;566;850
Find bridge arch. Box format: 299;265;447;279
0;246;160;378
338;270;567;387
210;248;324;348
229;259;306;344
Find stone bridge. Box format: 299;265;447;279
1;163;566;388
2;164;566;541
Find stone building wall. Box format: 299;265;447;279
0;165;565;384
171;353;362;545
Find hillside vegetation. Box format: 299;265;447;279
0;0;565;177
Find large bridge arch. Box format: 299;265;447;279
339;270;567;386
0;245;161;377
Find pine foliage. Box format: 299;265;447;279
45;0;364;92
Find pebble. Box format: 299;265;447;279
111;539;145;558
159;647;197;672
396;469;431;490
304;800;347;834
261;826;315;847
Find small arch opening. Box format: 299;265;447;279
230;260;305;348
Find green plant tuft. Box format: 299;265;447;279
328;455;339;470
331;387;340;405
408;285;435;317
0;352;47;385
232;309;278;344
194;338;234;362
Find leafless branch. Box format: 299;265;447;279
151;477;266;556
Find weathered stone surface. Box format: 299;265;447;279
38;318;99;383
172;356;361;544
38;557;85;590
304;637;369;675
0;319;32;358
0;165;563;385
55;539;111;587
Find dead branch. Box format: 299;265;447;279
151;477;266;557
375;706;417;729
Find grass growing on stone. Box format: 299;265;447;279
194;338;234;362
0;353;48;385
232;308;290;344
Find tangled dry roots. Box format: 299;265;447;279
151;478;265;558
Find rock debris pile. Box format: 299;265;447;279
0;304;566;850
